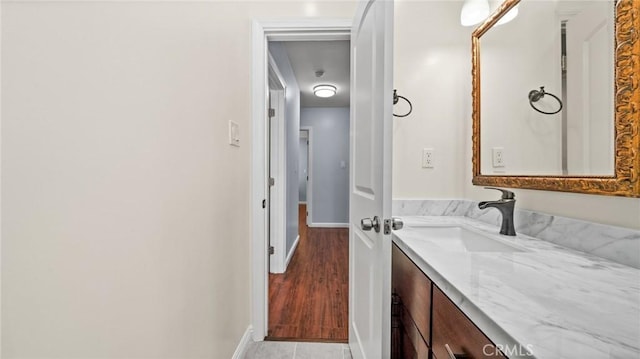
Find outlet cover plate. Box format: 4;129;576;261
492;147;505;167
422;148;434;168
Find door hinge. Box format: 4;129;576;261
269;177;275;187
262;199;266;208
268;108;275;118
269;246;274;255
561;54;567;72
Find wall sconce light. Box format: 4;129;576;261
496;5;519;26
460;0;490;27
461;0;519;27
313;84;337;98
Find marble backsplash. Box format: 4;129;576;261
393;199;640;269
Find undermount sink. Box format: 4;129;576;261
406;225;526;253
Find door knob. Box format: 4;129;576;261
361;216;381;232
391;217;403;230
383;217;404;234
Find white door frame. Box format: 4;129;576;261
251;18;351;341
267;54;288;274
300;126;313;227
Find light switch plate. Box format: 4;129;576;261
229;121;240;147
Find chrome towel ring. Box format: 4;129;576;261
528;86;563;115
393;89;413;117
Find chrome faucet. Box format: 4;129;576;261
478;187;516;236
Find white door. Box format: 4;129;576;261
566;2;615;175
349;0;394;358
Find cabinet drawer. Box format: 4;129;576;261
432;286;506;359
393;299;430;359
392;244;432;345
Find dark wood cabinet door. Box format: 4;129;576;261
392;297;430;359
392;244;432;344
432;286;506;359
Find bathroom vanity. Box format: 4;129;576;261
392;243;506;359
389;0;640;356
391;216;640;359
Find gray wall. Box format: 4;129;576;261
301;107;350;225
299;135;308;202
269;42;300;257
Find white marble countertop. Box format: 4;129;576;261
392;216;640;359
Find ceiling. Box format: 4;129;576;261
278;40;350;108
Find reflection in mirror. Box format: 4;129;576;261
480;0;615;176
472;0;640;197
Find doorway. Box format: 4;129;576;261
266;39;351;342
250;20;353;342
299;129;309;216
251;5;395;356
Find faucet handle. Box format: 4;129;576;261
484;187;515;200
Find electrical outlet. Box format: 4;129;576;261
422;148;434;168
492;147;505;167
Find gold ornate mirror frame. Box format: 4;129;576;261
472;0;640;197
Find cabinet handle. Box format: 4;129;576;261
445;344;469;359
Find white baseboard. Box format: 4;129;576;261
285;235;300;271
308;222;349;228
232;325;254;359
298;201;307;204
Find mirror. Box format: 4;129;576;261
472;0;640;197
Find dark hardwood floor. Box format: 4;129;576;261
267;204;349;342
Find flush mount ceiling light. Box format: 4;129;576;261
460;0;490;27
313;84;337;98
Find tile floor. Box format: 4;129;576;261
243;341;352;359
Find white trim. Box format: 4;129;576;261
299;130;309;207
268;53;286;90
284;235;300;270
308;223;349;228
0;1;3;353
268;55;287;275
231;325;255;359
251;18;351;342
255;19;351;42
301;126;313;226
251;19;269;342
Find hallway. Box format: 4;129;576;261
268;204;349;342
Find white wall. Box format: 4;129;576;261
0;1;356;358
269;41;301;259
301;107;350;225
393;0;472;199
393;0;640;230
